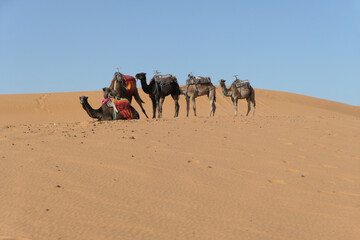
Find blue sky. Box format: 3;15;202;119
0;0;359;105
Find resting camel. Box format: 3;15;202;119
79;91;140;121
181;74;216;117
219;79;256;116
109;72;148;118
135;72;180;118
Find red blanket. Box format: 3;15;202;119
113;98;133;119
123;75;138;97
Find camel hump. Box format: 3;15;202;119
234;79;250;89
122;75;136;81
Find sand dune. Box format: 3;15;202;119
0;87;359;240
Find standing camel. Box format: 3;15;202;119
135;72;180;118
109;72;148;118
219;77;256;116
79;95;140;121
182;73;216;117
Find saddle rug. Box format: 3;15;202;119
122;75;138;96
102;97;133;120
234;79;250;89
187;76;211;85
154;74;177;84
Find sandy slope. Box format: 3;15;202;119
0;88;359;240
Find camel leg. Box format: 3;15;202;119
210;98;216;117
234;98;238;116
172;94;179;117
134;94;149;118
192;96;196;116
253;100;256;116
151;97;156;118
186;96;190;117
158;97;165;118
246;99;251;116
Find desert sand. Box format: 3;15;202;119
0;87;359;240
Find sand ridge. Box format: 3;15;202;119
0;88;359;239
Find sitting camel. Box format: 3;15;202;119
135;72;180;118
219;77;256;116
182;73;216;117
79;89;140;120
109;72;148;118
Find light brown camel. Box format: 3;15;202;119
109;72;148;118
219;78;256;116
181;74;216;117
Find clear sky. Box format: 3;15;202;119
0;0;359;105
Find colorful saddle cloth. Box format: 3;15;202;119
122;75;138;96
102;97;133;120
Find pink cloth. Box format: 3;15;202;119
102;97;110;105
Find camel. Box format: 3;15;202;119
219;78;256;116
79;94;140;121
181;74;216;117
109;72;148;118
135;72;180;118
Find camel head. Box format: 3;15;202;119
102;87;116;98
219;79;226;86
79;96;88;104
135;72;146;81
114;72;125;86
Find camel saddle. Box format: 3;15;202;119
234;79;250;89
187;76;211;85
154;74;177;85
102;97;133;120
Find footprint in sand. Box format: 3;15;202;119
337;177;354;183
36;94;49;112
187;159;200;164
322;164;338;169
268;179;286;184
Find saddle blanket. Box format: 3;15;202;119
187;76;211;85
102;97;133;120
122;75;138;96
154;74;177;84
235;79;250;88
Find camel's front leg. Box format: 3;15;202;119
186;96;190;117
192;96;197;116
158;97;165;118
210;99;216;117
234;98;238;116
172;94;179;117
151;97;157;118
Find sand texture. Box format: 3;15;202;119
0;88;359;240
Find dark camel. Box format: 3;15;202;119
79;95;140;121
135;72;180;118
181;74;216;117
109;72;148;118
219;79;256;116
